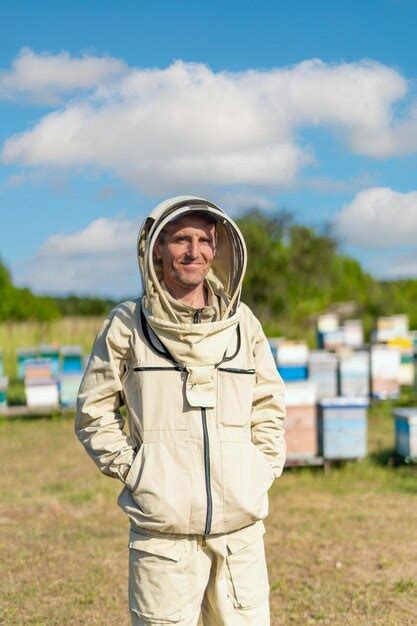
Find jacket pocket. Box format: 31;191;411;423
124;441;193;533
129;530;194;623
123;364;188;431
221;441;275;530
225;521;270;609
217;368;256;427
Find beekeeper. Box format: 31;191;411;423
75;196;286;626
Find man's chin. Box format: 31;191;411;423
175;272;206;287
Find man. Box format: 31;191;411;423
75;196;286;625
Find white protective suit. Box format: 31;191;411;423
75;196;286;625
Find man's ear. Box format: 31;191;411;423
153;240;162;260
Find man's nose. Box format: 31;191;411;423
187;239;199;258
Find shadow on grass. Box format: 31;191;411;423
369;447;410;467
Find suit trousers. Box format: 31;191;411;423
128;520;270;625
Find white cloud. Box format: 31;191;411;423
2;54;417;191
334;187;417;248
0;48;126;104
216;192;276;212
17;217;140;296
303;172;377;193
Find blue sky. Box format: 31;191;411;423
1;0;417;297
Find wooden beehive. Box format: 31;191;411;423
318;397;368;459
284;382;317;459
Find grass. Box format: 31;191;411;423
0;399;416;625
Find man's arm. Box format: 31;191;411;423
250;314;286;478
75;312;136;482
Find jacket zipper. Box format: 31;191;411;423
193;308;203;323
201;407;212;535
217;367;255;374
133;366;183;372
193;305;213;536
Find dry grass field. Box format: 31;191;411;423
0;402;416;625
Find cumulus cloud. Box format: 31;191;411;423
303;172;377;193
216;192;276;212
2;53;417;190
18;217;140;296
0;48;126;104
334;187;417;248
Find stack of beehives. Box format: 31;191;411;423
16;344;85;409
24;351;60;409
284;381;318;460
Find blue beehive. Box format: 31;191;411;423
0;376;8;409
318;397;368;459
278;365;308;382
394;409;417;459
276;341;309;382
39;344;60;377
60;346;84;373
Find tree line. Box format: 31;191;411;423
1;209;416;341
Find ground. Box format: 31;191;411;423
0;402;416;625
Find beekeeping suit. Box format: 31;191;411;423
76;196;286;625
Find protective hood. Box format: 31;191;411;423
137;196;247;408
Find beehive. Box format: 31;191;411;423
387;337;414;386
338;350;370;398
284;382;317;459
59;373;83;407
25;378;60;408
343;319;364;348
17;348;37;378
24;358;54;381
316;313;339;349
370;346;400;399
393;409;417;459
39;344;60;376
376;315;409;342
308;351;338;399
0;376;8;410
318;397;368;459
277;341;309;382
61;345;84;373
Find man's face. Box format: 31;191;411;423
153;215;216;289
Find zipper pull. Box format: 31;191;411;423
193;308;203;323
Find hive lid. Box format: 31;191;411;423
319;396;369;407
394;408;417;420
25;378;59;387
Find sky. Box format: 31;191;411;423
1;0;417;298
